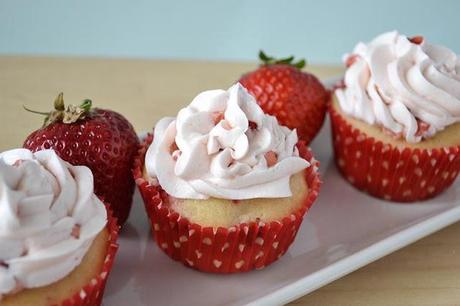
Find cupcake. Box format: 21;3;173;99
0;149;118;305
331;31;460;202
133;83;321;273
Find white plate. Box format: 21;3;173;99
103;78;460;306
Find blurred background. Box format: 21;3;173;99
1;0;459;64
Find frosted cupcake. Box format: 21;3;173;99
133;83;321;273
0;149;118;305
331;31;460;202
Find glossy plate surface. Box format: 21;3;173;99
104;78;460;306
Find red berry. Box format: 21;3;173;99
239;52;329;144
23;95;139;227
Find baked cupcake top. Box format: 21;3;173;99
336;31;460;143
0;149;107;297
146;83;310;200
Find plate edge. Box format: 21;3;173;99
245;204;460;306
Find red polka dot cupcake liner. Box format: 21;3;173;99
133;134;321;273
329;103;460;202
61;204;120;306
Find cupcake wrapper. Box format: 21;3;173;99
60;205;119;306
133;134;321;273
329;103;460;202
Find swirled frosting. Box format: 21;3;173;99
146;83;309;200
336;31;460;142
0;149;106;297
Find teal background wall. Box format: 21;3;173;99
1;0;459;64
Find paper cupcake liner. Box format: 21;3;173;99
133;134;321;273
329;103;460;202
60;204;120;306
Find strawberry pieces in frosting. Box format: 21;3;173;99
345;54;360;67
409;36;424;45
415;119;430;137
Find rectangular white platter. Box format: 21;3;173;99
103;78;460;306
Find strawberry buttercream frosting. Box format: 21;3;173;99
0;149;106;298
336;31;460;142
145;83;310;200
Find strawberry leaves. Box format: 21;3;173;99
24;93;93;127
258;50;306;69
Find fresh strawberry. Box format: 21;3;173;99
23;93;139;227
239;51;330;144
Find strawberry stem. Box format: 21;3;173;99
22;105;49;116
24;93;93;127
258;50;306;69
